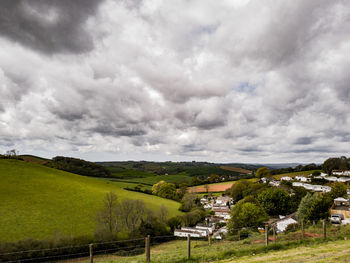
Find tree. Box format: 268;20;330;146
289;186;308;213
296;193;318;223
158;205;169;223
180;193;198;212
95;192;119;238
6;149;18;157
152;180;166;195
181;208;206;226
329;182;347;199
168;216;183;231
256;167;271;179
230;180;249;202
136;217;169;237
209;174;220;183
322;156;350;174
204;184;209;193
257;188;291;216
308;194;333;222
158;183;177;200
228;196;268;230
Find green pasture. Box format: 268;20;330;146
120;173;192;185
0;160;182;242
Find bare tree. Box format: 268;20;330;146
96;192;118;237
158;204;169;223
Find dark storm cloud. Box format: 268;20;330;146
295;137;313;145
0;0;104;54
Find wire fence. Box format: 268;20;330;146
0;221;341;263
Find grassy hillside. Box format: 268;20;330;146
273;170;319;180
0;160;182;242
19;155;50;165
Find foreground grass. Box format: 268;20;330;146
0;160;182;242
85;224;350;263
221;239;350;262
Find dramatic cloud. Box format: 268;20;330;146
0;0;104;54
1;0;350;163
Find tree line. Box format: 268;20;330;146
46;156;112;178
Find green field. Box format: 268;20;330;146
118;173;192;185
0;160;182;242
273;170;319;180
98;179;153;191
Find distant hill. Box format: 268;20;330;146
0;159;182;242
219;166;252;174
20;155;49;165
97;161;250;179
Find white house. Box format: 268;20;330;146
276;217;297;233
180;227;208;237
174;229;202;238
280;176;292;181
269;180;281;187
333;170;350;176
195;224;215;234
292;182;304;187
295;176;310;182
216;196;232;205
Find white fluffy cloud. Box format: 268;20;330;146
1;0;350;163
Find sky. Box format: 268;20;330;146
0;0;350;163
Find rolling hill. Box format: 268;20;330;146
0;159;182;242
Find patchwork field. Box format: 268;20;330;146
187;179;258;193
220;166;252;174
0;160;182;242
118;173;192;185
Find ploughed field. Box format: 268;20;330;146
187;178;258;193
0;159;182;242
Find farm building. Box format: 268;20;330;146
295;176;310;182
174;229;202;238
276;217;297;233
332;170;350;176
330;197;350;220
181;227;208;237
280;176;292;181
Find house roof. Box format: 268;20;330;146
334;197;349;202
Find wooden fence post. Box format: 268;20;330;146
265;224;269;247
273;224;276;243
208;233;211;246
187;234;191;259
323;220;326;240
238;230;240;241
145;235;150;263
301;220;305;240
89;243;93;263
